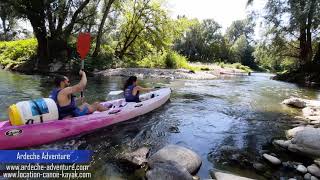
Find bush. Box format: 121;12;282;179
0;39;37;68
136;50;192;70
164;51;184;68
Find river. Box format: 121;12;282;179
0;69;319;179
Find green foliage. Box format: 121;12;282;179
0;38;36;67
225;19;254;44
254;42;299;72
164;51;189;69
259;0;320;71
136;50;191;69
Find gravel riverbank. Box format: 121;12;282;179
94;67;249;80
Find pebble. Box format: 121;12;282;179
253;163;265;171
307;165;320;177
263;153;282;165
311;176;319;180
297;164;308;174
305;173;312;180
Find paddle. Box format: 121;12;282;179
76;32;91;99
107;86;162;96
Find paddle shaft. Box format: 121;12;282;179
80;59;85;98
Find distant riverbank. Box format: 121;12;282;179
94;66;250;80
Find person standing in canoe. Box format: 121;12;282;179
49;70;109;119
123;76;153;102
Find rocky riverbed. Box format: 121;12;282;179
268;97;320;180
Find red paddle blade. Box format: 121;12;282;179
77;32;91;60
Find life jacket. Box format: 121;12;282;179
124;85;140;102
49;88;77;119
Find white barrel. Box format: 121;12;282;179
8;98;58;126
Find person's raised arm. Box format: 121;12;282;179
61;70;87;95
136;86;153;92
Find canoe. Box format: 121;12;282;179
0;88;171;149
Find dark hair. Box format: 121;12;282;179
123;76;137;91
54;75;66;87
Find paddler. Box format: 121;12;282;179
49;70;109;119
123;76;154;102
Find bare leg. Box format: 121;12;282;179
92;102;109;112
79;103;96;113
79;102;108;113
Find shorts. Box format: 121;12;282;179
73;106;89;117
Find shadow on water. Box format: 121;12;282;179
1;70;320;179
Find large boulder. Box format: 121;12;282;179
288;128;320;157
146;161;193;180
292;128;320;150
286;126;310;139
148;144;202;174
282;97;307;108
275;127;320;158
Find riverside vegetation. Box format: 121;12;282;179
1;0;319;85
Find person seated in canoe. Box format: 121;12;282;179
123;76;153;102
49;70;109;119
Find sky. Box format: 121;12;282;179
166;0;266;33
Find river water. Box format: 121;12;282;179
0;69;319;179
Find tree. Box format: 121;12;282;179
257;0;320;69
3;0;99;69
174;19;226;62
0;1;17;40
115;0;169;60
92;0;116;57
225;19;254;45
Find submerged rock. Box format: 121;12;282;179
282;161;299;169
121;147;150;166
311;176;319;180
146;161;193;180
263;153;282;165
253;163;266;172
219;145;239;152
168;126;180;133
148;144;202;174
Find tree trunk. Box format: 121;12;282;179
306;0;316;64
314;42;320;64
26;1;50;69
92;0;115;57
2;18;7;38
298;0;308;66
